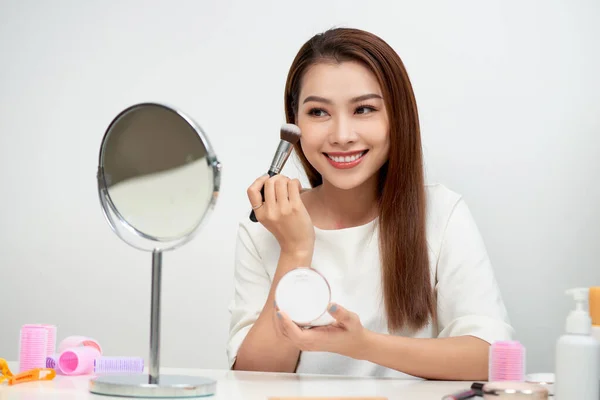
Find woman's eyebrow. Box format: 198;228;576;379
303;95;331;104
350;93;383;103
302;93;383;104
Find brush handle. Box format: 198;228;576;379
249;170;277;222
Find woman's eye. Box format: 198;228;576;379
356;105;376;115
309;108;328;117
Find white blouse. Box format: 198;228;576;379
227;183;514;378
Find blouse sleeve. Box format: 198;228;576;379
435;198;515;344
226;221;271;368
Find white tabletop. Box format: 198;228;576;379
0;362;484;399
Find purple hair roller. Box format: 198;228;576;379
46;356;56;369
94;357;144;374
46;354;62;374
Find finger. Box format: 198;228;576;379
275;311;289;339
273;307;284;338
277;311;303;341
288;179;302;205
327;303;356;326
277;313;321;352
275;176;290;206
264;176;277;207
247;174;269;209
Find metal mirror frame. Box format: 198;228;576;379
90;102;221;398
96;102;221;252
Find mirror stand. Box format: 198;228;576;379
91;251;216;398
150;249;162;384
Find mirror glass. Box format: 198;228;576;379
98;103;219;246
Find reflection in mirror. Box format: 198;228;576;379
101;104;214;241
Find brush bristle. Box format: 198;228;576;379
280;123;301;144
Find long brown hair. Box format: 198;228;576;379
284;27;435;332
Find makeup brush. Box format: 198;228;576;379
249;123;302;222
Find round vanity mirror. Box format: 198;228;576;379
90;103;221;398
97;102;220;251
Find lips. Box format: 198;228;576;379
323;150;368;169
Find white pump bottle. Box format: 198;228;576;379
554;287;600;400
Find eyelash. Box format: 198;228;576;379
355;103;377;114
307;104;378;117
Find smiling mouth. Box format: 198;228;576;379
323;150;368;169
324;151;367;163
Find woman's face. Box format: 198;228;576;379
296;61;390;191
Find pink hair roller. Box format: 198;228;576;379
18;325;48;372
57;335;102;355
58;346;101;375
489;340;526;382
22;324;56;357
94;357;144;374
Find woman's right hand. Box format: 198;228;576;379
247;174;315;259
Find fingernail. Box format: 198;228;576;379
329;304;337;312
276;312;282;319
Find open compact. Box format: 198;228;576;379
275;267;335;327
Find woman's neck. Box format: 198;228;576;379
308;177;379;230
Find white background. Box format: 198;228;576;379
0;0;599;374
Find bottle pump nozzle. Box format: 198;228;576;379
565;287;591;335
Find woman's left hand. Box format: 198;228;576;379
275;303;369;360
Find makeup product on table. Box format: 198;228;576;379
94;357;144;374
488;340;525;382
482;381;548;399
441;382;484;399
249;123;302;222
554;287;600;399
275;267;335;327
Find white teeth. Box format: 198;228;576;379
327;151;365;163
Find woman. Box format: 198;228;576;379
227;27;513;380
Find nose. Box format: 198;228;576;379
329;115;358;146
